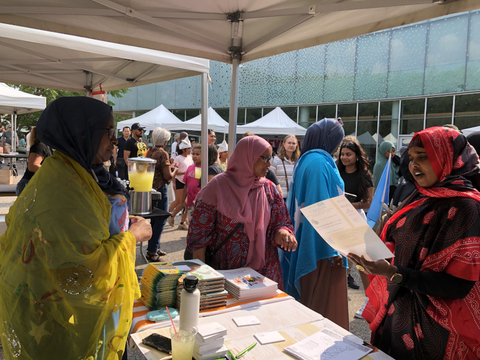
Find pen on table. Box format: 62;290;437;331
227;348;237;360
236;342;257;358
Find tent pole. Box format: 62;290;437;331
12;112;17;153
201;72;209;187
228;58;240;158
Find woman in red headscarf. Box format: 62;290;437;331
349;126;480;359
186;136;297;288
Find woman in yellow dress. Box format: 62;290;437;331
0;97;151;360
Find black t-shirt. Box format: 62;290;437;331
125;137;147;158
266;168;280;185
339;168;373;203
116;136;129;159
22;142;52;180
208;163;223;177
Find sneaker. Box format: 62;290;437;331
178;222;188;230
167;216;174;227
348;274;360;290
354;297;369;319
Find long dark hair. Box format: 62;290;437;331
336;136;372;203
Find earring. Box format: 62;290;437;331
356;158;359;162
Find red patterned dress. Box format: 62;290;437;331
363;127;480;359
186;181;293;290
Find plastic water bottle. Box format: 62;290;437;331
179;275;200;332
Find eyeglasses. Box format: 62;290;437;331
105;128;116;139
259;155;273;164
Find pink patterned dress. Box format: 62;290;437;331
186;181;293;289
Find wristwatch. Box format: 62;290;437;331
390;272;403;284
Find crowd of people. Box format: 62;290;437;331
1;96;480;359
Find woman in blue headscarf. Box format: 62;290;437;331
281;118;349;330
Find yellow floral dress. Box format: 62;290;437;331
0;151;139;360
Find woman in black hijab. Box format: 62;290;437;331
0;97;151;360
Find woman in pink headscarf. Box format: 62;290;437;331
186;136;297;288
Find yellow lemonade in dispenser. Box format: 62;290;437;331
128;171;154;192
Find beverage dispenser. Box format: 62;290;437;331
127;157;158;215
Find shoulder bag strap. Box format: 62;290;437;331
281;159;289;193
209;222;242;257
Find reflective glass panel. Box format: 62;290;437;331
424;15;468;94
388;24;427;97
297;46;325;104
466;11;480;91
282;107;298;122
355;33;389;100
239;58;269;107
324;39;356;102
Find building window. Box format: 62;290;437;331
454;94;480;130
337;104;356;136
379;101;400;148
215;108;229;122
185;109;200;120
357;102;379;162
173;110;185;121
317;105;336;120
281;107;298;122
426;97;453;128
400;99;425;135
245;108;262;124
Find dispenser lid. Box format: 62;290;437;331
128;157;157;164
183;275;199;293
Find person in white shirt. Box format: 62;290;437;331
270;135;300;201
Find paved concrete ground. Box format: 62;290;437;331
0;166;371;359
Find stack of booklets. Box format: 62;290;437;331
218;267;278;301
173;259;228;310
194;322;228;360
139;262;184;310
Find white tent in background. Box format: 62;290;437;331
383;133;398;144
0;83;46;152
238;107;307;136
463;125;480;137
116;104;183;131
356;131;376;146
372;133;384;144
164;107;228;133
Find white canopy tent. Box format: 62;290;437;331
0;0;477;157
238;107;306;136
116;104;183;131
164;107;228;133
0;23;211;184
0;83;46;152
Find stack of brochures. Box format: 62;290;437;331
218;267;277;301
284;328;372;360
173;259;228;310
139;262;184;310
194;322;228;360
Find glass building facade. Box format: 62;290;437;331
113;10;480;161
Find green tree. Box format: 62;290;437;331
2;85;130;131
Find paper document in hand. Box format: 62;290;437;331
300;195;394;260
284;328;372;360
